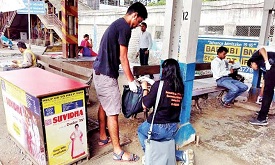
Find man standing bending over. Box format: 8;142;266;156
247;47;275;126
211;46;248;108
93;2;147;162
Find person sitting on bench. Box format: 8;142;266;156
211;46;248;108
3;41;37;71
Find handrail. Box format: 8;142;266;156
37;14;62;38
1;11;17;33
43;14;62;28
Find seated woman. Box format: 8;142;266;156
137;58;194;165
80;34;97;57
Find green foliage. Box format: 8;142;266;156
148;0;166;6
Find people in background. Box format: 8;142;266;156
136;22;153;79
247;47;275;126
93;2;147;162
137;58;194;165
211;46;248;108
0;32;13;49
80;34;97;57
3;41;37;71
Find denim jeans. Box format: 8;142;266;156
137;121;184;161
216;77;248;104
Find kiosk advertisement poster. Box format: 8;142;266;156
0;79;46;165
42;90;88;165
196;36;259;73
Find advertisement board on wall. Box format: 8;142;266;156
1;79;46;165
196;36;259;73
42;90;88;165
17;0;46;15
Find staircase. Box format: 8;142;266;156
37;14;62;38
36;0;95;39
0;11;17;33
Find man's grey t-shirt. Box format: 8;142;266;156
93;18;132;79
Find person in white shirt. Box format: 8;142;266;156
136;22;153;79
211;46;248;108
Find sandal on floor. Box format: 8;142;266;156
98;137;111;146
113;150;140;162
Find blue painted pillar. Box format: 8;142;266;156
161;0;202;147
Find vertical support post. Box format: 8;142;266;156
50;29;54;46
61;0;78;58
258;11;272;47
251;0;275;100
162;0;202;147
258;0;275;47
161;0;182;60
28;0;31;49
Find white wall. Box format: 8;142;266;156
78;0;265;62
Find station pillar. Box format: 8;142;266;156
250;0;275;100
61;0;78;58
162;0;202;147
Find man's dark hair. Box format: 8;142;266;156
247;58;253;67
84;34;89;38
140;22;147;28
247;50;260;67
217;46;228;54
17;41;27;49
127;2;148;20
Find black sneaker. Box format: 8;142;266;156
254;111;268;120
249;118;268;126
218;98;231;108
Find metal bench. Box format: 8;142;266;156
133;63;227;114
192;63;227;112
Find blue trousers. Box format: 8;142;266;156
137;121;184;161
216;77;248;104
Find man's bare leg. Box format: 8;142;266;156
98;104;108;141
108;115;136;160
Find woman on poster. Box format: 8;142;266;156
70;124;85;159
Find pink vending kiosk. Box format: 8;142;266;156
0;68;89;165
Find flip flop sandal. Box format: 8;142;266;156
98;137;111;146
113;150;140;162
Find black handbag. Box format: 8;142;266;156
122;85;143;118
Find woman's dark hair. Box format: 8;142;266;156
84;34;89;38
126;2;148;20
161;58;184;93
75;124;79;128
17;41;27;49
